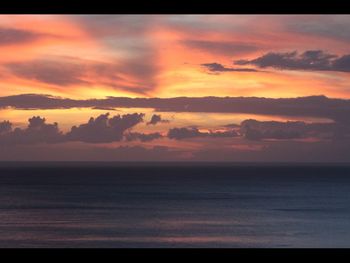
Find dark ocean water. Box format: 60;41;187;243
0;163;350;248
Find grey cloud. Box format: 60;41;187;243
66;113;144;143
147;114;169;125
125;132;163;142
201;63;258;73
168;127;203;140
208;130;240;138
168;127;239;140
240;119;341;141
235;50;350;73
0;113;149;145
0;117;64;145
2;94;350;124
0;120;12;134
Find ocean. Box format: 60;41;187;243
0;163;349;248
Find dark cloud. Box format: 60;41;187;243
147;114;169;125
0;27;45;46
168;127;239;140
235;50;350;73
3;94;350;124
208;130;240;138
168;127;203;140
0;120;12;134
183;40;258;55
125;132;163;142
0;113;153;145
240;119;341;141
66;113;144;143
0;117;64;145
201;63;258;73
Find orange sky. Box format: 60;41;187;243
0;15;350;100
1;15;350;161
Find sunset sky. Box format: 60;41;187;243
1;15;350;162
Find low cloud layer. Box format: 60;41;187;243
125;132;163;142
235;50;350;73
240;119;340;141
1;114;350;162
168;127;239;140
0;113;163;145
0;117;64;145
2;94;350;124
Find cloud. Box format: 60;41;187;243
5;60;89;86
240;119;340;141
4;57;151;95
66;113;144;143
235;50;350;73
183;40;258;55
168;127;239;140
0;27;45;46
0;117;64;145
0;113;163;145
2;94;350;124
147;114;169;125
125;132;163;142
201;63;258;73
168;127;203;140
0;120;11;134
207;130;240;138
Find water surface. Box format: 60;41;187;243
0;163;349;248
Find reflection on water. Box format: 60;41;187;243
0;165;349;248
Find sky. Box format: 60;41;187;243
1;15;350;162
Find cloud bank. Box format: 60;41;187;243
0;113;164;145
2;94;350;123
168;127;239;140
